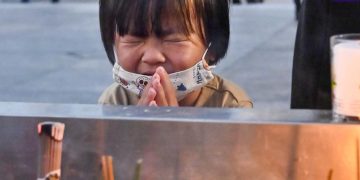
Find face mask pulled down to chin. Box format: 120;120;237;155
112;46;215;101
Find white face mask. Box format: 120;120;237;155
112;46;215;100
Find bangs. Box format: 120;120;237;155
100;0;229;65
115;0;201;38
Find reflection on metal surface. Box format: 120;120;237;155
0;102;359;179
0;102;332;123
37;122;65;180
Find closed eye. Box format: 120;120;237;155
163;34;188;43
119;35;144;44
163;39;187;43
120;40;143;44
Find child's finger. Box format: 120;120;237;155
137;74;157;106
156;67;178;106
152;75;168;106
149;100;158;107
137;87;156;106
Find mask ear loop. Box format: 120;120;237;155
113;24;120;64
202;43;216;70
113;46;118;63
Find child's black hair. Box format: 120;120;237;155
99;0;230;66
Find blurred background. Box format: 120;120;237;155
0;0;299;108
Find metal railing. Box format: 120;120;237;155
3;102;358;179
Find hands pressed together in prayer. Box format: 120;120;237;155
137;67;179;107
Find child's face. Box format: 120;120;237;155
114;20;206;75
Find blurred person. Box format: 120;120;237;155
233;0;242;4
98;0;253;108
294;0;301;20
291;0;360;109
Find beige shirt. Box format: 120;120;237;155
98;75;253;108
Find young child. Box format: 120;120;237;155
98;0;253;108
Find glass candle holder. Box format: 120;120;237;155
331;34;360;122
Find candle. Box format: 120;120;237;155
332;40;360;118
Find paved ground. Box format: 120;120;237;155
0;2;297;109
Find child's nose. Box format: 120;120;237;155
141;39;166;65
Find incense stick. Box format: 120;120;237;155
133;159;143;180
37;122;65;180
101;155;115;180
